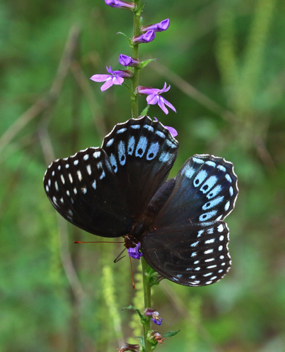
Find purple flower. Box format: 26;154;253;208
141;19;170;33
105;0;135;9
90;66;132;91
128;242;142;260
154;117;178;137
138;83;176;115
132;30;155;44
119;54;140;67
152;316;163;326
144;309;163;325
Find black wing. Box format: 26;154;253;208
141;154;238;286
43;116;178;238
142;222;231;286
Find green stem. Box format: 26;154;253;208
131;0;141;119
141;257;152;352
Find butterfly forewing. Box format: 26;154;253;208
153;154;238;228
142;221;231;286
44;147;133;237
44;116;178;238
102;116;178;219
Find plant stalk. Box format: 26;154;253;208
131;0;141;119
141;257;152;352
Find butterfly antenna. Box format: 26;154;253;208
114;247;127;263
129;256;135;289
74;241;124;244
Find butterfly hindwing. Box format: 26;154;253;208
153;154;238;228
141;221;231;286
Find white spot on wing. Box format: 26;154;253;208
193;170;208;187
202;196;224;210
83;154;89;161
217;224;224;232
217;165;226;172
110;154;118;173
118;140;126;165
143;124;154;132
135;136;148;157
86;165;92;175
224;201;230;211
106;138;114;147
183;164;195;179
225;174;232;183
199;210;217;222
117;127;127;134
159;151;171;163
205;161;216;167
206;185;222;199
155;131;166;139
127;136;135;156
146;142;159;160
77;170;82;181
200;176;218;194
192;157;204;164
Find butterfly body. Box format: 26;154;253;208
44;116;238;286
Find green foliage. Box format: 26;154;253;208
1;0;285;351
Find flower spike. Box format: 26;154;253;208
138;83;176;115
141;19;170;33
132;30;155;44
119;54;140;67
105;0;135;10
90;66;132;91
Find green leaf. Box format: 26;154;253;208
161;330;180;338
117;32;133;47
122;305;145;322
139;105;150;116
139;58;158;70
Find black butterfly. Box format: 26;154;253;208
44;116;238;286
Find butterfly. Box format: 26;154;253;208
43;116;238;286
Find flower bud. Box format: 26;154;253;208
119;54;140;67
105;0;135;9
132;30;155;44
141;19;170;33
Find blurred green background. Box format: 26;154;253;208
1;0;284;351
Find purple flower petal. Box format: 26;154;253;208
101;78;115;91
132;30;155;44
118;54;139;67
146;94;159;105
128;242;142;260
152;317;163;326
141;19;170;33
166;126;178;137
90;66;132;91
138;83;176;115
105;0;135;9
